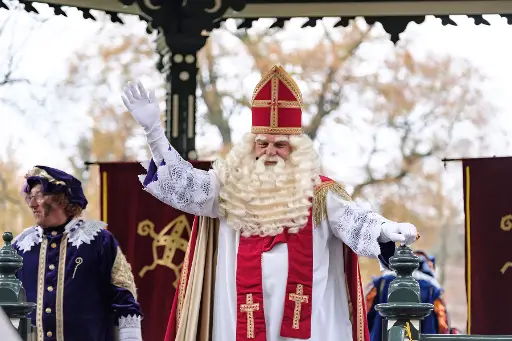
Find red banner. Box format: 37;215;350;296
98;161;211;341
462;157;512;335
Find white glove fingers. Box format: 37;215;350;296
389;232;405;242
380;221;418;245
137;81;149;99
121;96;132;110
123;86;135;103
149;90;157;103
406;224;417;245
407;235;416;245
128;82;142;100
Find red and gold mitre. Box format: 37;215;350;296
251;64;303;135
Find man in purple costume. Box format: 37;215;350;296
12;165;143;341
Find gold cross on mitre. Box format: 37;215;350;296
251;64;304;135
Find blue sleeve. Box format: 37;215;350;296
100;231;143;323
367;277;387;341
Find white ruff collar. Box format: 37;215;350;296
13;218;107;253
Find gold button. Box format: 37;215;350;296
45;308;52;314
47;331;53;337
51;243;57;248
51;231;57;236
49;264;55;270
47;286;53;292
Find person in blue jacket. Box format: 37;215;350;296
365;250;451;341
13;165;143;341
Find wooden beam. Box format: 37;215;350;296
224;1;512;18
21;0;512;19
22;0;143;16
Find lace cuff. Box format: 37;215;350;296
119;314;141;328
326;191;387;258
139;146;219;217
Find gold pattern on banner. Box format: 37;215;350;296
499;215;512;275
501;262;512;275
137;215;191;288
500;214;512;232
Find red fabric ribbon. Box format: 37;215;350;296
236;214;313;341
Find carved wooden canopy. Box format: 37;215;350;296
2;0;510;43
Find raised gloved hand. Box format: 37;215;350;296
121;80;160;132
379;222;418;246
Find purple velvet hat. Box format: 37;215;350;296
23;165;88;209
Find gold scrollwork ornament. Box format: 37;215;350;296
137;215;191;288
500;214;512;232
501;262;512;275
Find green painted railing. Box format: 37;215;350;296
375;245;512;341
0;232;35;341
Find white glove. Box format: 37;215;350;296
379;222;418;246
122;80;161;132
118;327;142;341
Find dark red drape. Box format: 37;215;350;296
462;157;512;335
98;161;211;341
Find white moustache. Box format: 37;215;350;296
255;155;286;171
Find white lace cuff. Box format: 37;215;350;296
118;315;142;341
140;146;219;217
326;191;386;258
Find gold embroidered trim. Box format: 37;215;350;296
177;235;192;326
252;100;301;108
344;245;364;341
356;262;364;341
344;247;354;325
111;246;138;300
288;284;309;330
270;75;279;128
56;235;68;341
251;65;303;105
313;180;352;226
240;293;259;339
251;65;304;134
251;126;302;135
343;238;365;341
25;167;66;185
36;238;48;341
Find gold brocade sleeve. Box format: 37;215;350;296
313;180;352;226
365;286;377;313
434;297;450;334
111;246;138;300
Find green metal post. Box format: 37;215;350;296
375;244;512;341
375;244;433;341
0;232;36;341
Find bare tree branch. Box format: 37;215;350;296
198;40;233;145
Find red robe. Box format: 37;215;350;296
164;177;371;341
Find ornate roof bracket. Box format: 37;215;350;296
1;0;510;158
121;0;247;160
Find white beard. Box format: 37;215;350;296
218;154;316;237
